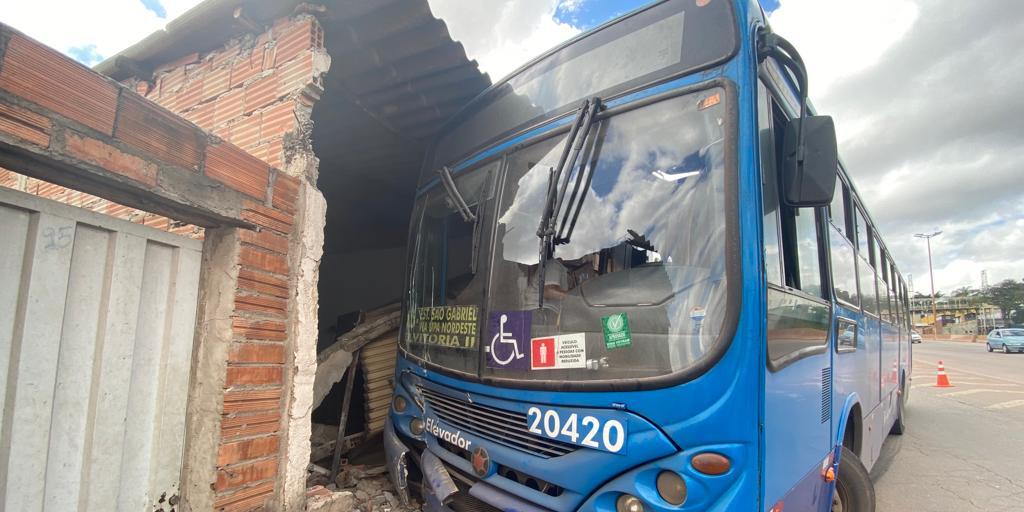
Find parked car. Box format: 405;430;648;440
986;328;1024;353
910;331;922;344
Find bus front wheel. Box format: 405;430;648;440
833;446;876;512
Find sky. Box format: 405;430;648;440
2;0;1022;294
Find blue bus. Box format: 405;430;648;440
384;1;913;511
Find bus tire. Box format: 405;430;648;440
890;381;906;435
833;446;875;512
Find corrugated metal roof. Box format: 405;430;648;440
310;0;490;253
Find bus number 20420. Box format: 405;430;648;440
526;406;627;454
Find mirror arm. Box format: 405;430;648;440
757;28;811;166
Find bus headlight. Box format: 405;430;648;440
393;395;407;413
616;494;645;512
410;417;424;436
656;471;687;505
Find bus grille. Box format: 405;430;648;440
419;386;576;458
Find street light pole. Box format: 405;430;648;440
915;230;942;340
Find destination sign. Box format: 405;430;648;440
409;305;479;349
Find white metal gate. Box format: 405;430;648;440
0;187;202;511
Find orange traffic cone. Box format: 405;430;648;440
934;360;952;387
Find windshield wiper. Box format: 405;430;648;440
438;165;476;222
535;97;602;307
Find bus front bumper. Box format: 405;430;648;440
385;419;549;512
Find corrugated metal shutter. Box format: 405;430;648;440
0;187;202;511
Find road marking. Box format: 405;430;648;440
940;381;1020;387
938;389;1024;397
985;400;1024;410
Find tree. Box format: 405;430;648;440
982;279;1024;325
951;286;977;298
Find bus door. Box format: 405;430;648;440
758;78;834;510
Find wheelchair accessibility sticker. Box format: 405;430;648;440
486;311;531;369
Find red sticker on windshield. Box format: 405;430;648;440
530;333;587;370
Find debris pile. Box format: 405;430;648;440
308;302;416;511
307;464;422;512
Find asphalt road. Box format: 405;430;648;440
873;340;1024;511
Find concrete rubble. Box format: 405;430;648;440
307;464;422;512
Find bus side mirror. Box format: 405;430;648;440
781;115;838;207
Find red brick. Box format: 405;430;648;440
0;32;118;135
240;229;288;254
231;113;262;151
276;54;314;97
235;293;287;317
225;366;283;387
115;92;204;170
259;100;296;140
248;139;285;169
239;246;288;276
230;48;265;87
224;389;282;414
273;19;316;66
64;133;158;186
221;411;281;440
216;458;278;491
213;481;274;511
0;102;51;147
158;67;186;97
238;269;289;298
169;79;203;114
271;174;299;213
203;65;232;101
243;74;281;115
229;342;285;364
214;89;245;127
184;102;216;131
232;317;287;341
206;143;271;200
217;436;279;466
241;201;293;234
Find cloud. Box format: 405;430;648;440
140;0;167;18
67;44;105;66
771;0;1024;293
2;0;202;66
428;0;582;80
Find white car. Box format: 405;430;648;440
910;331;922;344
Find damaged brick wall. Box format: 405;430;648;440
126;15;329;512
137;15;325;171
0;17;329;511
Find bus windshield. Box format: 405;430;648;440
430;0;736;169
403;88;733;384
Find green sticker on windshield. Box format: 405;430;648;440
602;313;632;350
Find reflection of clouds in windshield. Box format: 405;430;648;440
510;12;685;116
499;92;726;267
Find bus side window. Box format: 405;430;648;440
761;86;831;369
829;178;851;240
829;176;859;308
758;81;784;286
854;206;879;316
771;101;826;299
837;317;857;352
